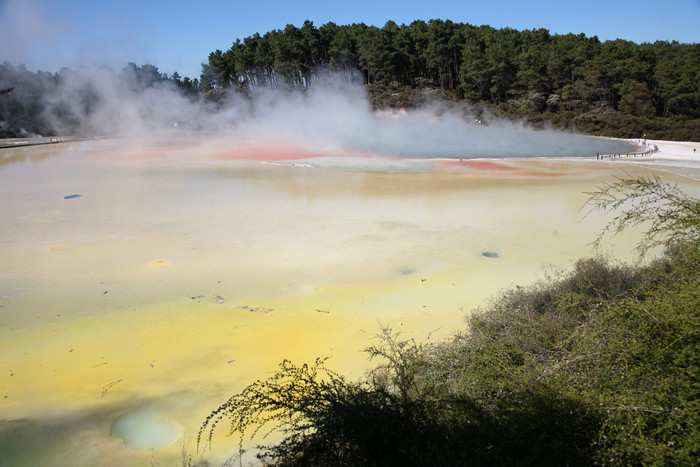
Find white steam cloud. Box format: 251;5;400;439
41;67;631;159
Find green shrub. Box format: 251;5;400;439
199;177;699;465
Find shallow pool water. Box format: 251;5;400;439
111;408;182;450
0;139;692;466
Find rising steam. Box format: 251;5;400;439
41;68;631;159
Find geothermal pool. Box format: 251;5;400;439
0;139;692;465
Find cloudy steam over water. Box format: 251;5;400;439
41;68;631;159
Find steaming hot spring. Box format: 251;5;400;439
1;99;695;466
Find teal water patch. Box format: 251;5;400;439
110;408;181;450
482;251;500;258
63;194;82;199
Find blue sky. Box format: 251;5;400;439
1;0;699;80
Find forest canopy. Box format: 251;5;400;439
199;20;699;139
1;19;698;139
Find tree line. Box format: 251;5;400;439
200;20;699;139
202;20;698;116
0;61;198;138
1;19;698;139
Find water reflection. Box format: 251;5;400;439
0;143;69;168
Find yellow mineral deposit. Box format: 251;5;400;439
0;139;697;465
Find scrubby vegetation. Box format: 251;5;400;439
198;176;699;466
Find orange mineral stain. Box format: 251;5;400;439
213;144;320;161
439;159;517;171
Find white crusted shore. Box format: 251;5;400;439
610;139;700;180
